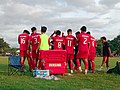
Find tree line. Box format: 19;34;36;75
0;35;120;56
96;35;120;56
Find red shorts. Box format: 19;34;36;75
39;50;45;60
32;50;39;58
67;54;74;61
88;52;96;61
76;51;88;59
20;50;27;57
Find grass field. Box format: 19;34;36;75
0;56;120;90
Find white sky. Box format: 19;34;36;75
0;0;120;47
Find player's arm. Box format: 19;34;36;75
18;35;20;44
48;38;51;46
50;31;56;38
62;32;65;37
95;40;97;47
26;36;31;54
36;36;41;53
74;37;77;46
108;47;112;56
107;42;112;56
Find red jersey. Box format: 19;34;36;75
52;36;64;50
64;35;76;54
77;32;90;52
18;33;29;50
89;35;97;53
29;33;40;51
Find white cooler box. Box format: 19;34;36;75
33;70;50;77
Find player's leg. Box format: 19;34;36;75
88;60;92;71
20;50;26;66
35;51;39;68
84;58;88;75
32;51;37;70
38;59;45;70
76;59;83;73
88;53;92;71
73;54;77;70
70;60;74;73
91;60;95;73
27;57;32;71
27;51;33;71
106;56;109;71
37;60;41;70
37;50;45;70
76;54;81;70
100;56;107;70
20;56;25;66
32;58;37;70
70;54;74;73
90;53;95;73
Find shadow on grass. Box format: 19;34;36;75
0;64;33;77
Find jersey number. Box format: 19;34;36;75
21;38;25;44
34;38;37;44
83;38;87;44
68;40;72;47
58;42;61;48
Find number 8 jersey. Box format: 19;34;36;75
52;36;64;50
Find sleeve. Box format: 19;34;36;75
51;36;55;42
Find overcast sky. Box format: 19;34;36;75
0;0;120;48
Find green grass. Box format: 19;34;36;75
0;56;120;90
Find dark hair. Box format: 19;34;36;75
86;31;90;35
56;30;61;35
67;29;72;33
31;27;37;32
23;30;30;34
41;26;47;32
75;31;80;36
101;36;106;40
80;26;87;32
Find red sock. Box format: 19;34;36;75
76;59;80;69
70;60;74;70
84;60;88;70
33;60;37;69
92;61;95;72
28;60;33;70
20;59;24;66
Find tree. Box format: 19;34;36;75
0;38;10;53
96;39;102;56
110;35;120;56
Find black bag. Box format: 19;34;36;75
107;61;120;74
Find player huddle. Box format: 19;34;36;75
18;26;97;75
